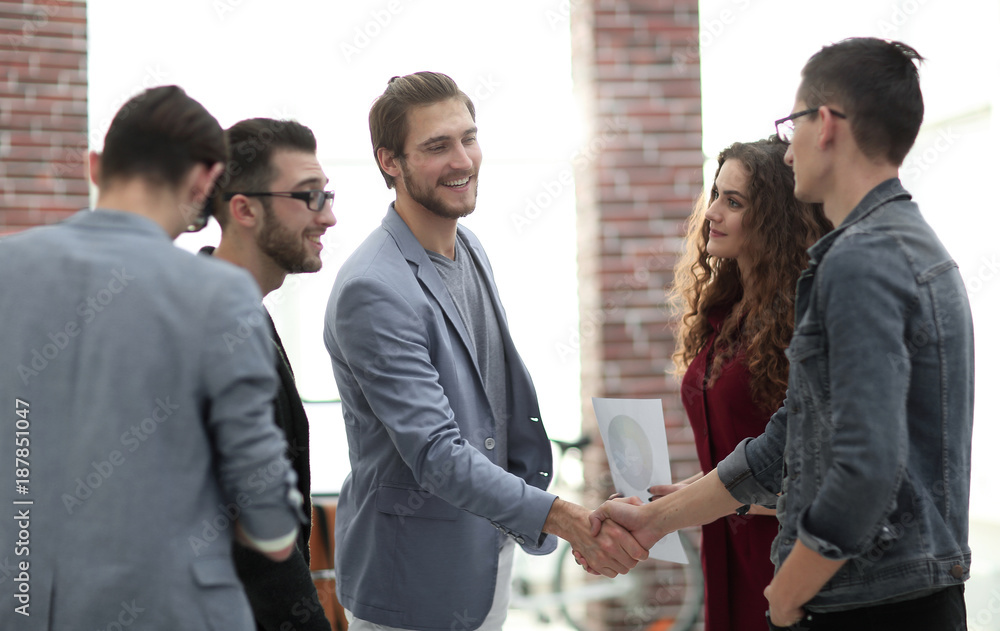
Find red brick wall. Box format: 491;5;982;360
573;0;704;628
0;0;89;234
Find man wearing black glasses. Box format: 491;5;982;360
207;118;337;631
591;38;973;631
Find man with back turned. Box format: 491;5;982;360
0;85;302;630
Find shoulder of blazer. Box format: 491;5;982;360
380;205;429;267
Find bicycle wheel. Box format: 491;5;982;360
554;528;703;631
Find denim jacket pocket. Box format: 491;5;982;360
786;331;829;414
786;328;824;363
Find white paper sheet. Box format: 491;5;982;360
592;397;688;564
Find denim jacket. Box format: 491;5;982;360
718;178;974;612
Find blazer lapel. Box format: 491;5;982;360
381;206;482;379
460;228;537;401
457;228;515;354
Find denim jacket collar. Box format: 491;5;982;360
806;178;912;266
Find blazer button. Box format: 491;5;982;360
515;536;525;545
485;438;496;450
951;564;965;579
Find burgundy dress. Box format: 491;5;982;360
680;312;780;631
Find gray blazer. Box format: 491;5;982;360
0;210;300;631
324;205;557;631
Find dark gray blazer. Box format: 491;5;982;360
324;206;556;631
198;246;330;631
0;210;301;631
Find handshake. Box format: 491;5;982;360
545;470;746;577
542;482;687;578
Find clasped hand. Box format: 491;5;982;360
545;498;649;578
573;480;693;575
562;480;697;576
571;495;660;576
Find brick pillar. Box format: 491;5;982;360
573;0;704;629
0;0;89;234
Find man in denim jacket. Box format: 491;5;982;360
590;38;973;630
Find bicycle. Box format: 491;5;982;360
509;436;704;631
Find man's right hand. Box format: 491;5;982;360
543;498;648;577
588;497;665;551
591;469;745;551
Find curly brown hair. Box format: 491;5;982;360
669;136;833;412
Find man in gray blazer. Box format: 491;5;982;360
324;72;646;631
0;86;301;631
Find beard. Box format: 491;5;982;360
399;160;478;220
256;202;322;274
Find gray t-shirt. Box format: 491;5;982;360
426;237;509;469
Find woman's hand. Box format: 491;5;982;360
649;471;704;501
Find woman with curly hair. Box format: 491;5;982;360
655;136;832;631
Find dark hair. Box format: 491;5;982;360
99;85;225;189
671;136;833;412
368;71;475;188
214;118;317;227
797;37;924;165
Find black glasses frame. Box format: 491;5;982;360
184;194;216;233
223;190;335;212
774;107;847;143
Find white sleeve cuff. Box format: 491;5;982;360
243;527;297;553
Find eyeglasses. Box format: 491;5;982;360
184;195;214;233
774;107;847;143
223;190;335;211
